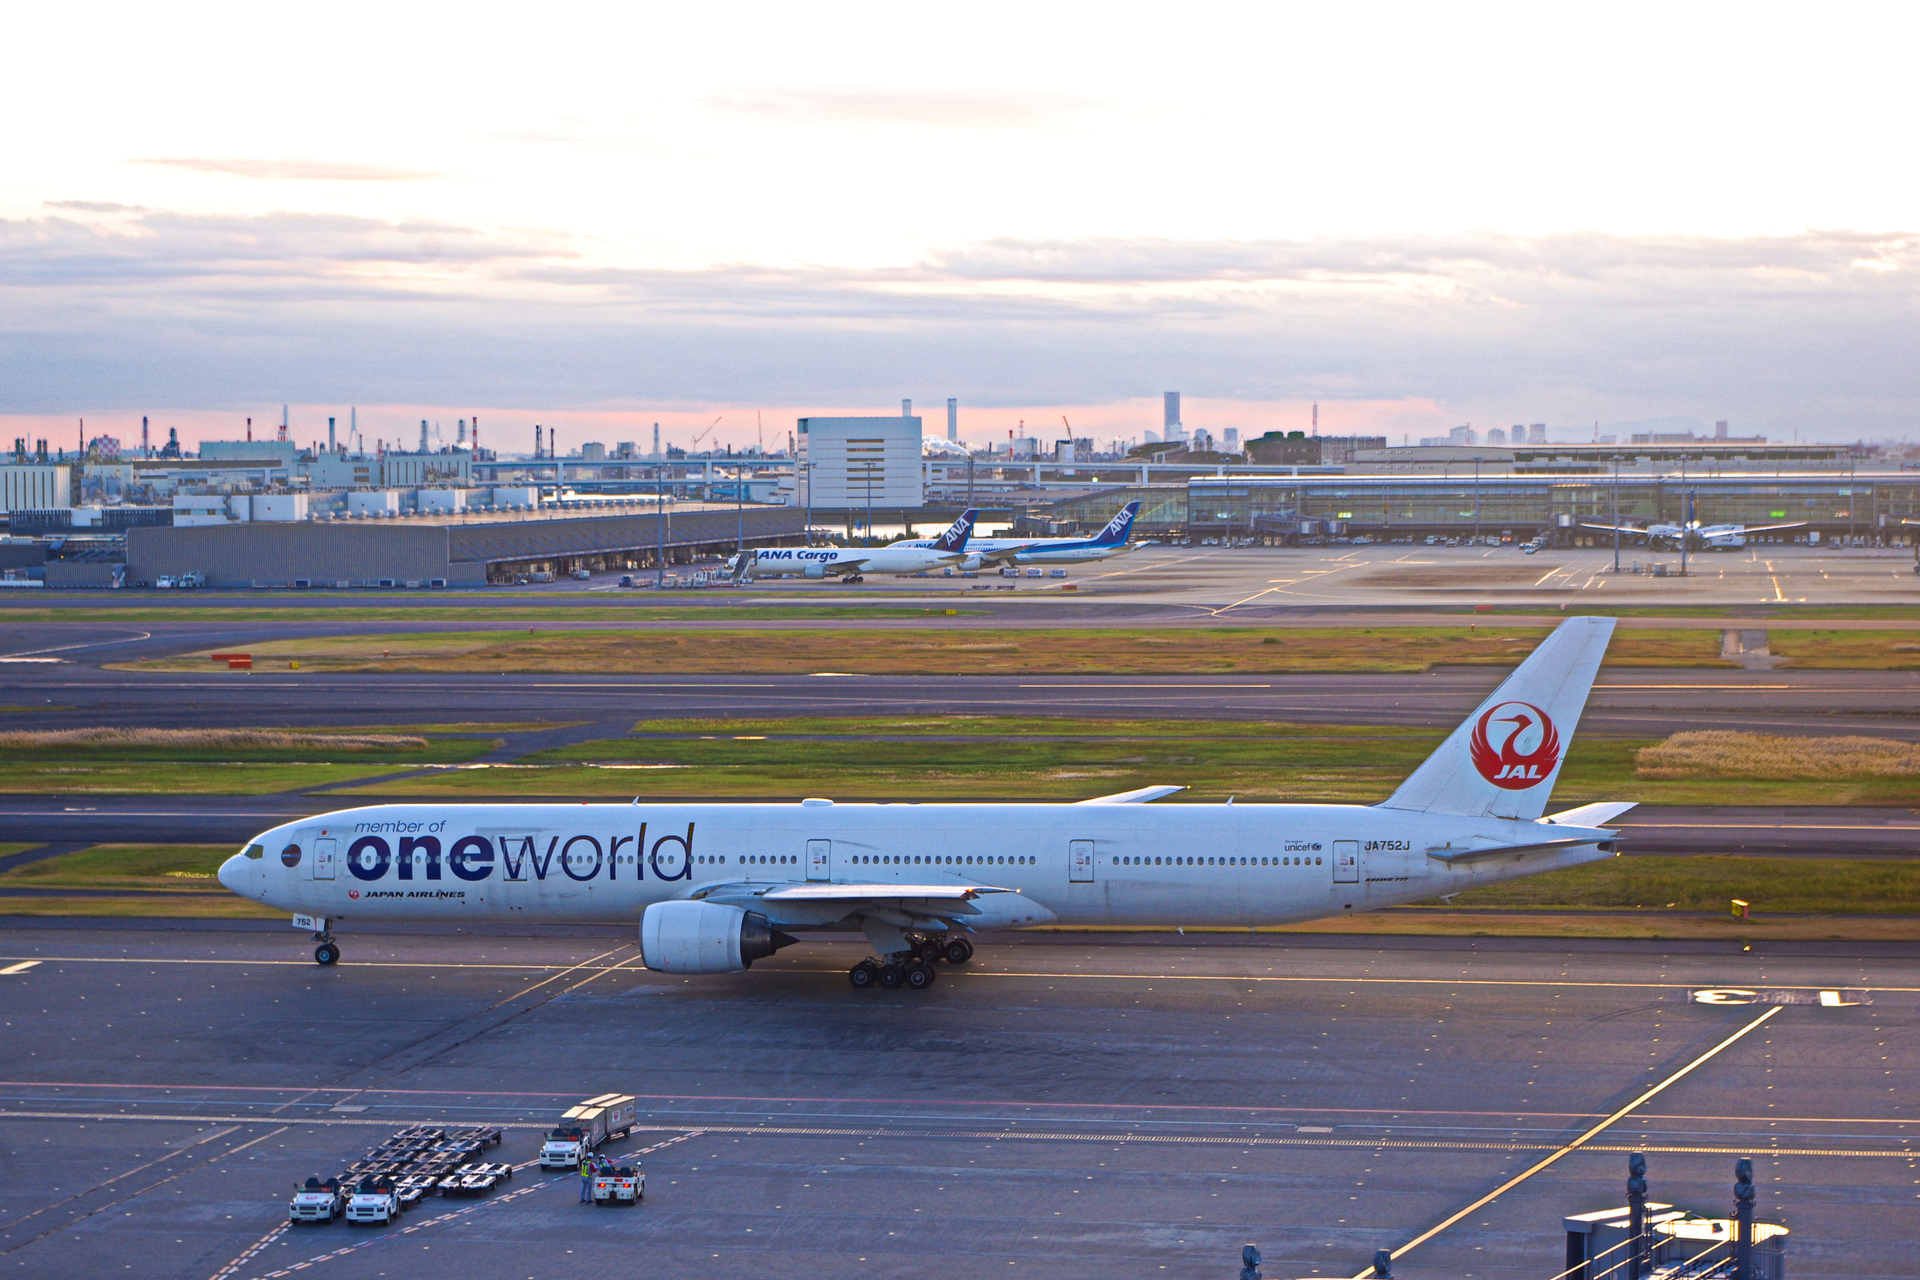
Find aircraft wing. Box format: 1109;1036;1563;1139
1578;522;1644;534
1075;785;1187;804
760;882;993;903
1730;521;1807;534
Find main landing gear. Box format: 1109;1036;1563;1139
847;933;973;992
840;574;865;584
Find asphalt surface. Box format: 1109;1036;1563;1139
0;922;1906;1279
5;665;1919;739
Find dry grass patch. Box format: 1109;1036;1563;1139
0;728;427;752
1637;731;1920;780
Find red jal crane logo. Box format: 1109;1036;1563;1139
1469;701;1561;789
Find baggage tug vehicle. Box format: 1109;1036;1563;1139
220;618;1631;990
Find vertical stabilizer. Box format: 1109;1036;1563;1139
1379;616;1616;820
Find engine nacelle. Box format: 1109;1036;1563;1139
802;563;827;579
959;553;985;571
640;900;796;974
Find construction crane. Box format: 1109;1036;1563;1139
687;416;721;453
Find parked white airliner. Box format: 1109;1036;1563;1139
731;510;976;581
219;617;1630;991
898;501;1141;568
1579;518;1805;550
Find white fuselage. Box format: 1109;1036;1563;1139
222;800;1614;930
749;545;960;577
899;537;1133;566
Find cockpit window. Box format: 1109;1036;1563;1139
243;844;265;860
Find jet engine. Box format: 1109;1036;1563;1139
639;900;797;973
802;563;827;579
959;553;985;571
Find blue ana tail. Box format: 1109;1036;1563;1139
1093;502;1140;546
932;509;977;552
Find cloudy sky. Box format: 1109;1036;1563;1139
4;2;1917;453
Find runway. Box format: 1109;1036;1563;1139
4;666;1918;739
0;921;1906;1279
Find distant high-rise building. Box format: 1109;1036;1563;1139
1163;392;1186;442
1223;427;1240;451
902;399;912;418
1528;423;1547;444
1487;427;1508;446
947;398;958;442
1448;425;1478;447
1715;420;1730;439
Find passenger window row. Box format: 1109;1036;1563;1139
852;855;1031;866
1109;855;1322;867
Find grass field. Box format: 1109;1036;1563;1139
118;625;1730;674
1431;854;1920;914
334;717;1920;806
4;605;969;624
0;730;498;794
1766;629;1920;668
0;844;283;918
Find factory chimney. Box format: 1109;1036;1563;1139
246;417;252;443
471;416;479;455
947;398;957;442
279;405;288;443
419;420;429;453
457;419;467;446
653;422;660;461
1312;402;1319;436
328;417;336;452
535;424;544;458
141;415;150;460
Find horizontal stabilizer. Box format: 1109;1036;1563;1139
1542;802;1638;827
1425;829;1619;865
1075;785;1187;805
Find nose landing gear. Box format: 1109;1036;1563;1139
309;919;340;965
845;932;971;991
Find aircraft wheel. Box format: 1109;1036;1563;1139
876;963;904;989
314;942;340;966
904;962;937;991
916;939;945;964
944;938;973;965
848;961;878;990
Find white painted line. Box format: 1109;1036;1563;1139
1355;1005;1783;1277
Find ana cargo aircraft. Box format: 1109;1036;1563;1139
899;501;1141;568
219;616;1631;991
730;509;976;581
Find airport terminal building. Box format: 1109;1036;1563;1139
1040;471;1920;544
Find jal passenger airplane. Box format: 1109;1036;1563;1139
219;616;1631;991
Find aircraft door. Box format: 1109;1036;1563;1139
1332;840;1359;884
806;839;831;882
1069;839;1094;883
312;838;337;881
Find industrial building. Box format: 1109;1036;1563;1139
796;414;922;509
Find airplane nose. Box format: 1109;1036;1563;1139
217;853;247;894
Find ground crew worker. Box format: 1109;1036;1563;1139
579;1155;593;1202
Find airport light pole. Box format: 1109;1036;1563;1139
1472;455;1482;545
1611;454;1622;572
656;459;666;589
